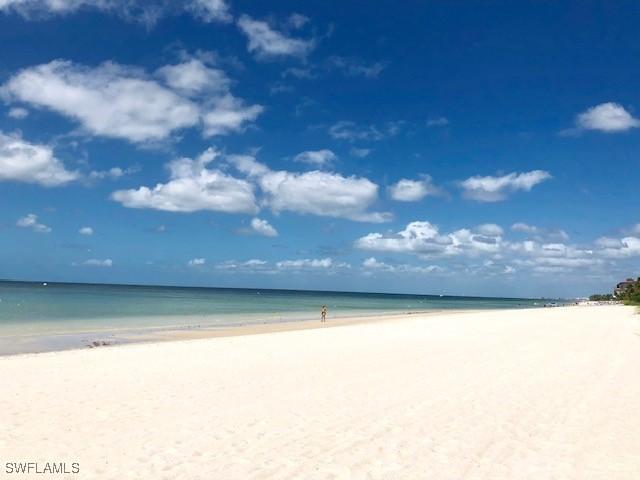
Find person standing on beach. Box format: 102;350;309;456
321;305;327;322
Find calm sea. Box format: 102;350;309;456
0;281;554;354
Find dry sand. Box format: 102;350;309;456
1;305;639;479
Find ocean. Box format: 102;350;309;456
0;280;552;354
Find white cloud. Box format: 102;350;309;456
216;257;351;274
426;117;449;127
287;13;309;29
228;154;391;222
237;15;315;60
474;223;503;236
201;94;264;137
186;0;231;23
596;236;640;258
362;257;443;275
388;176;441;202
216;258;270;272
16;213;51;233
276;258;333;270
576;102;640;133
357;219;640;276
2;60;197;142
79;226;93;235
511;222;538;234
250;217;278;237
156;59;230;96
329;120;402;142
293;149;336;166
460;170;552;202
2;59;262;143
355;221;451;255
7;107;28;119
188;258;206;266
326;56;386;78
111;148;259;213
88;166;137;180
256;167;391;223
0;131;79;186
349;147;371;158
0;0;232;26
355;221;507;259
510;222;569;242
82;258;112;267
113;150;389;222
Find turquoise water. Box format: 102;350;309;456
0;280;549;339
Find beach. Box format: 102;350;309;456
1;305;639;479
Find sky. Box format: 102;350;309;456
1;0;639;298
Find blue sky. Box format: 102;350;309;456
1;0;639;298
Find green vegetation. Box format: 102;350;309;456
589;293;614;301
617;277;640;306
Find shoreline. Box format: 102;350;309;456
0;308;482;357
0;303;599;357
1;305;638;478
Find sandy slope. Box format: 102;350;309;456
1;306;639;479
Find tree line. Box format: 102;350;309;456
590;277;640;305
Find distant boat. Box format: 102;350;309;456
42;282;47;286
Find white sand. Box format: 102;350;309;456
1;306;639;479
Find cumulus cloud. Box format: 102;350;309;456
388;176;441;202
79;226;93;235
459;170;552;202
112;150;389;222
1;59;262;143
355;221;508;259
356;219;640;276
237;15;315;60
82;258;112;267
575;102;640;133
0;0;232;26
188;258;206;266
355;221;452;255
595;236;640;258
111;148;258;213
226;153;390;221
16;213;51;233
329;120;402;142
0;131;79;186
156;59;230;96
200;94;264;137
293;149;336;166
249;217;278;237
255;167;391;223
